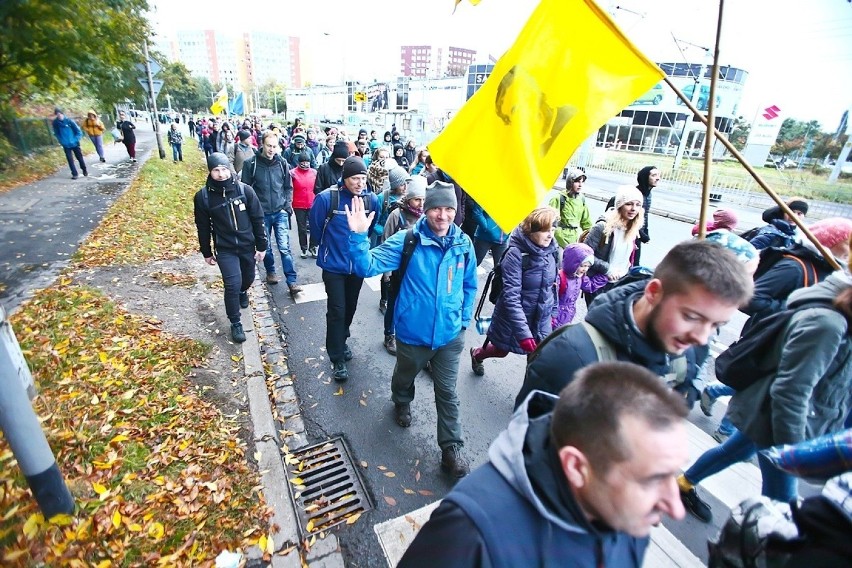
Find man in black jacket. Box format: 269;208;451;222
516;240;753;409
314;141;349;193
242;131;302;295
194;153;267;343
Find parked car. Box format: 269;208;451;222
676;83;721;112
632;83;664;106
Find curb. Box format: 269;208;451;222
242;277;346;568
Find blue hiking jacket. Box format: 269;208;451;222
308;186;378;274
53;117;83;148
348;217;477;349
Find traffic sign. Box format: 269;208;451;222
354;92;367;103
138;78;165;100
135;58;162;77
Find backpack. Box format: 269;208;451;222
319;188;377;245
199;183;248;251
714;299;834;391
387;229;418;296
484;247;560;304
380;188;402;218
738;226;761;242
753;248;818;286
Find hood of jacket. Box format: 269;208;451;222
768;218;797;235
636;166;657;195
508;227;558;257
489;391;603;535
788;270;851;307
562;243;595;275
586;280;674;375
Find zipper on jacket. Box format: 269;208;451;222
447;264;453;294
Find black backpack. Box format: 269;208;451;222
715;299;834;391
485;247;559;304
738;226;761;242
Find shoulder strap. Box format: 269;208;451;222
398;228;418;277
782;254;817;288
581;321;617;362
201;186;209;211
326;189;339;223
381;189;390;216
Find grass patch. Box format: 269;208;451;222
74;147;207;267
0;282;272;565
0;137;100;194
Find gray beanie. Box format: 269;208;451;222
405;176;427;201
388;166;411;190
424;181;457;211
206;152;230;171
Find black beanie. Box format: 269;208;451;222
331;141;349;161
237;129;251;142
341;156;367;179
207;152;230;171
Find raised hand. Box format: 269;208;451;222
344;196;375;234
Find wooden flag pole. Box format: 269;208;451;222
662;78;841;270
698;0;725;240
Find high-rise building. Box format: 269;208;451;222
175;30;301;92
400;45;476;78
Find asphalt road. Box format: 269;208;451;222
265;188;759;567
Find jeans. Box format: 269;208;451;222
705;382;736;435
88;135;105;160
473;239;508;267
293;208;310;252
684;429;797;502
263;211;297;285
322;271;364;363
215;248;256;324
171;143;183;161
63;145;86;177
393;333;465;449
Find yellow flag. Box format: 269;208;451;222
430;0;664;231
210;86;228;115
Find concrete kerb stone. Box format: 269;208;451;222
246;277;343;567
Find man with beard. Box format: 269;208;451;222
515;240;753;410
399;362;689;567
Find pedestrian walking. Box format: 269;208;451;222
52;107;87;179
193;153;267;343
550;168;592;247
167;122;183;163
82;109;106;163
115;110;137;162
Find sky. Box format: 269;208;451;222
149;0;852;130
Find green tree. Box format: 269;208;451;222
0;0;151;109
258;80;286;114
771;118;821;157
156;61;198;112
728;115;750;151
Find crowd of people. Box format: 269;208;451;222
180;113;851;566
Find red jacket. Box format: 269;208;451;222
291;167;317;209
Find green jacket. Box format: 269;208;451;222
549;192;591;247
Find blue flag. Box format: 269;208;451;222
229;92;244;116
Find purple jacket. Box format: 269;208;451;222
486;229;558;353
553;243;610;328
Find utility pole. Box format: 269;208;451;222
143;40;166;159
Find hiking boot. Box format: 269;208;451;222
82;170;88;177
332;361;348;382
266;272;281;284
699;389;716;416
309;246;318;258
441;445;469;478
395;403;411;427
300;249;308;259
100;157;106;163
712;429;730;444
71;174;79;180
470;348;485;376
383;335;397;355
288;284;303;296
680;487;712;523
239;291;249;309
379;299;387;314
230;322;246;343
343;344;353;361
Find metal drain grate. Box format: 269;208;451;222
286;437;372;537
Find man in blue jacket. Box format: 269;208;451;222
398;362;689;567
309;156;378;382
345;181;477;478
52;107;87;180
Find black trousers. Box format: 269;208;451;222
216;248;256;324
322;271;364;363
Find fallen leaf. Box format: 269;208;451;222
23;513;42;538
346;512;361;525
148;521;165;540
377;465;387;471
384;472;396;478
111;510;121;529
418;489;434;496
383;496;397;506
359;399;367;406
92;481;109;496
359;460;368;468
403;488;415;495
333;386;344;396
